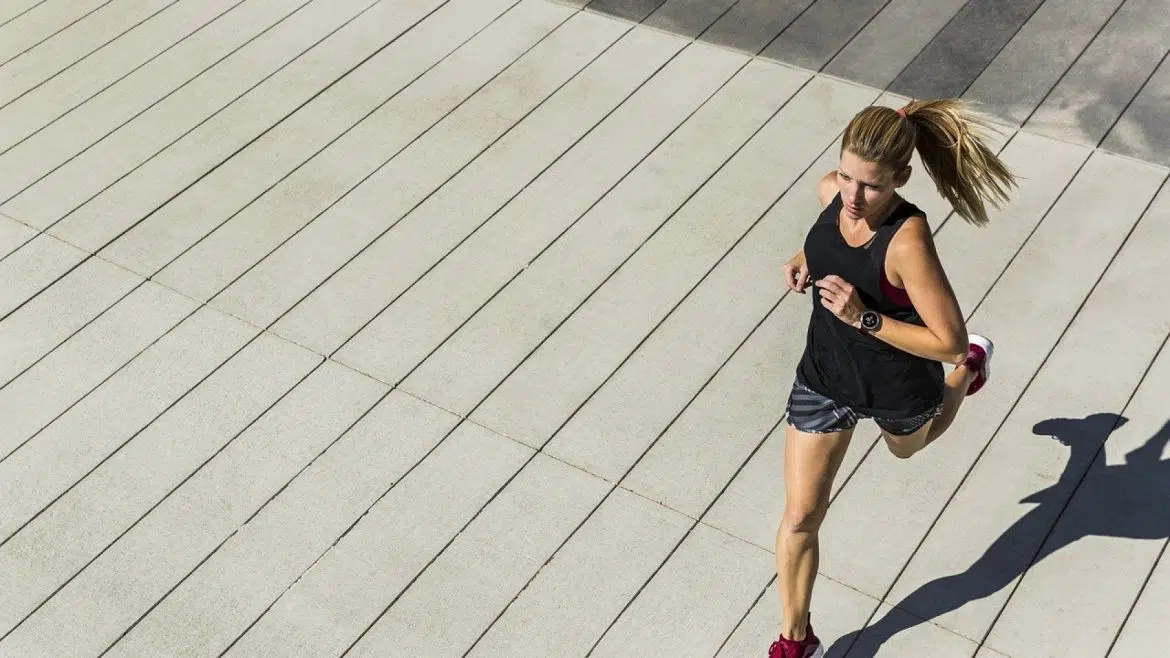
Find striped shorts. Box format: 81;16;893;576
785;376;942;437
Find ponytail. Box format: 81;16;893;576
842;100;1017;226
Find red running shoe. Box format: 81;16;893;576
965;334;994;396
768;618;824;658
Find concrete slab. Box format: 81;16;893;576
333;39;742;383
590;523;775;656
701;0;812;56
0;0;180;105
645;0;738;39
39;0;416;251
822;0;968;90
0;0;308;158
7;2;1170;655
0;0;375;227
963;0;1125;127
223;423;532;657
889;0;1047;101
266;24;675;354
471;75;876;449
0;306;256;541
1110;540;1170;656
0;361;384;656
0;1;47;28
759;0;888;72
99;391;459;656
1024;0;1170;147
468;488;692;656
0;280;195;460
211;8;627;330
399;58;805;417
346;454;609;657
0;0;111;64
0;331;319;637
0;232;86;318
0;214;36;257
1101;49;1170;167
107;0;535;285
0;258;140;386
0;0;246;148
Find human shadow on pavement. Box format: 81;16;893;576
827;412;1170;657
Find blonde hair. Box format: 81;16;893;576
841;100;1017;226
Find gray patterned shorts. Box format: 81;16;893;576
785;376;942;437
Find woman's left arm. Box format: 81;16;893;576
815;216;969;364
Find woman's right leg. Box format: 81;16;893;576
776;423;854;640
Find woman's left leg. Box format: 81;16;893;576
882;334;991;458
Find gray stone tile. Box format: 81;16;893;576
0;0;246;148
587;0;663;23
332;38;739;383
0;306;257;542
0;361;385;656
399;59;806;417
701;0;813;56
0;1;45;27
0;0;309;174
964;0;1125;127
823;0;968;90
890;0;1046;101
224;423;532;657
470;488;692;656
1110;543;1170;656
39;0;421;253
471;75;876;450
0;0;375;228
760;0;888;72
212;9;626;331
590;524;774;656
0;257;141;386
114;0;557;289
1025;0;1170;147
0;213;37;257
645;0;738;39
1101;49;1170;167
0;331;319;638
96;391;459;657
0;280;196;460
0;0;108;63
977;187;1170;657
0;0;178;106
347;454;609;657
0;233;87;317
267;24;676;354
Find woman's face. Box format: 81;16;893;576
836;149;908;221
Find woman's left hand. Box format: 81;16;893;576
815;275;866;327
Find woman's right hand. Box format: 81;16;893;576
783;259;810;293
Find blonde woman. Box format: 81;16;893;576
769;101;1017;658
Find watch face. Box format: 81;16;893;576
861;311;879;330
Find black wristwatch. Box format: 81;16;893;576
859;310;882;333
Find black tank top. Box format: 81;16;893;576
795;193;944;419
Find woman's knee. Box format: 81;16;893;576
780;502;828;535
884;435;919;459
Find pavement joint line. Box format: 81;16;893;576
148;0;536;287
0;0;187;112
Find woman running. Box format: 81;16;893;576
768;99;1017;658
